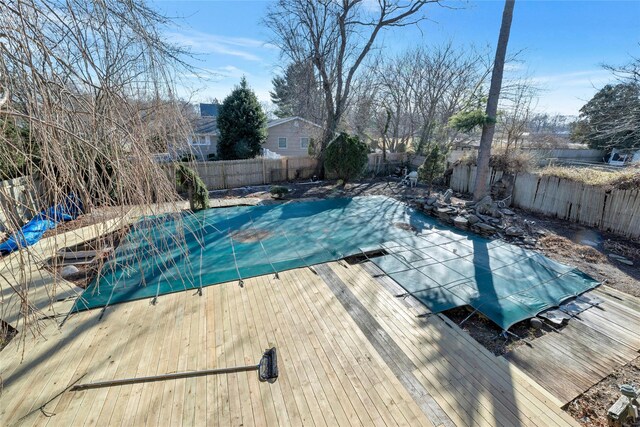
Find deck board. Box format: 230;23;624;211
1;263;579;426
505;291;640;405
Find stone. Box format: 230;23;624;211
500;208;515;216
61;265;80;278
473;223;497;233
523;238;537;246
530;318;544;330
443;189;454;203
453;216;468;229
426;197;437;206
608;254;634;266
505;226;525;237
467;214;480;225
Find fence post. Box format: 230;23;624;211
262;159;267;185
221;162;227;189
285;158;289;181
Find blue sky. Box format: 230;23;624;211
153;0;640;116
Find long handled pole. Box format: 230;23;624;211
71;364;259;391
71;347;278;391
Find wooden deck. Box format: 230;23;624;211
505;286;640;405
0;262;578;426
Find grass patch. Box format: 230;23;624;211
537;165;640;189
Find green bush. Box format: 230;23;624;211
176;164;209;210
418;145;446;190
270;185;289;198
206;153;217;161
324;133;368;182
179;153;197;162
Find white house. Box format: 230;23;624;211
185;104;323;160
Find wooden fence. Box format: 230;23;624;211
0;176;40;232
170;157;320;191
172;153;409;191
449;165;640;239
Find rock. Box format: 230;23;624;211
61;265;80;278
472;222;497;235
500;208;515;216
443;189;454;203
426;197;437;206
505;226;525;237
609;254;634;265
464;200;476;207
530;318;543;330
453;216;468;229
523;238;537;246
467;214;480;225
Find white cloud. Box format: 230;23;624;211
167;29;276;61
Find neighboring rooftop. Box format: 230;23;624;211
199;103;220;117
193;117;218;135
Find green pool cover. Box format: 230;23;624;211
75;195;599;330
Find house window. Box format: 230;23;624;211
278;137;287;149
300;137;309;149
190;135;210;146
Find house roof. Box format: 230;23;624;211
193;117;218;135
193;115;323;135
267;116;323;129
200;103;220;117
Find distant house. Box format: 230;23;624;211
184;103;323;160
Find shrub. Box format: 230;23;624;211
270;185;289;198
207;153;217;161
179;153;197;162
324;133;368;182
176;164;209;210
417;145;446;190
456;148;536;174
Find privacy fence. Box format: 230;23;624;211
172;153;408;191
0;176;40;232
450;165;640;239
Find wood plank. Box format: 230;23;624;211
315;264;450;427
118;288;178;427
356;261;577;427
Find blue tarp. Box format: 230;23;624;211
0;195;82;254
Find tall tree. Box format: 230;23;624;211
265;0;439;163
571;83;640;150
270;61;324;121
473;0;515;201
217;77;268;160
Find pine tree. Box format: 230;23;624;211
217;77;267;160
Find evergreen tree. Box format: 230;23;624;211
270;61;323;120
571;83;640;150
217;77;267;160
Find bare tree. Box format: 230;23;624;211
498;79;538;152
361;44;489;156
265;0;440;164
0;0;197;342
473;0;516;201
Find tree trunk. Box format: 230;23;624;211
473;0;515;201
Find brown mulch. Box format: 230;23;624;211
539;235;607;264
567;356;640;427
